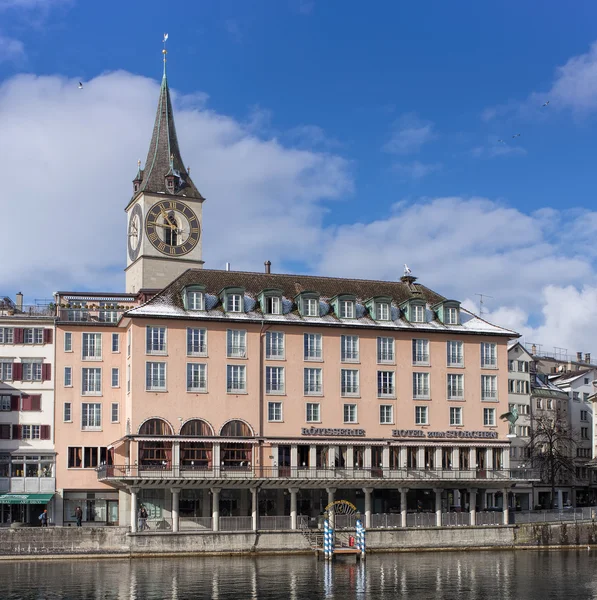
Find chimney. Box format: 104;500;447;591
531;344;537;355
225;262;231;272
264;260;271;274
585;353;591;364
577;352;583;362
15;292;23;312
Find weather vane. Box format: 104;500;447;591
162;33;169;72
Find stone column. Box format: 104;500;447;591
469;488;477;526
486;448;494;470
417;447;425;470
171;488;180;532
382;446;390;471
309;446;317;470
503;488;510;525
271;445;278;478
557;489;563;510
213;442;221;477
364;446;372;470
452;448;460;471
173;442;180;477
326;487;336;506
434;488;442;527
346;447;354;472
453;489;461;510
290;445;298;470
130;487;138;533
363;487;373;528
328;446;337;470
251;488;259;532
211;488;220;532
434;447;442;472
399;488;408;528
289;487;299;530
469;447;477;472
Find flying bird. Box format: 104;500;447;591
78;82;83;89
512;133;521;138
163;33;169;43
542;100;550;107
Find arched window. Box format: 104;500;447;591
180;419;214;469
180;419;213;437
138;418;173;469
164;211;178;246
220;420;253;437
139;418;173;436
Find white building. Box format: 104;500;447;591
0;295;56;525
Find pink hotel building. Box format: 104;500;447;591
51;55;537;530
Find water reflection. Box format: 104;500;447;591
1;551;597;599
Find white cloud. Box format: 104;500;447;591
0;34;24;63
392;161;441;179
383;113;436;155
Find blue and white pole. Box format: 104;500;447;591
324;519;331;559
356;518;366;557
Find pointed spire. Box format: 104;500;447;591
134;46;204;200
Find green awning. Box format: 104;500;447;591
0;493;54;504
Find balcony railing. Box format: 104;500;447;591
97;465;540;482
58;309;127;323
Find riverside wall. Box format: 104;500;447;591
1;522;597;559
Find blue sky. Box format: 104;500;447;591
2;0;597;353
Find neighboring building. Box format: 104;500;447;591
506;342;533;509
0;295;56;525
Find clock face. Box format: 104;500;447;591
145;200;200;256
127;203;143;261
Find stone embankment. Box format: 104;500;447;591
1;522;597;559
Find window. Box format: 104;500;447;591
343;404;357;423
146;362;166;391
585;378;590;385
111;368;119;388
1;396;10;411
127;329;131;357
63;402;72;422
304;368;323;395
518;361;529;373
546;399;553;410
304;333;322;360
306;403;320;423
481;342;497;368
23;328;43;344
265;296;281;315
226;293;242;312
146;327;166;354
447;374;464;399
481;375;497;400
411;304;425;323
341;369;359;396
536;398;542;409
581;410;589;421
268;402;282;422
227;365;246;393
447;341;463;366
64;366;72;387
112;333;120;353
572;391;580;402
266;332;284;359
127;364;131;394
22;360;42;381
583;392;590;403
303;298;319;317
0;361;13;381
0;327;14;344
518;425;530;437
380;404;394;424
377;302;390;321
21;425;41;440
412;339;429;364
81;403;101;429
339;300;355;319
581;427;590;440
413;372;430;399
415;406;428;425
227;330;247;358
483;407;496;426
187;328;207;356
82;333;102;360
341;335;359;362
450;407;463;426
186;363;207;392
508;360;514;372
378;371;395;397
266;366;285;394
187;290;204;310
377;337;394;363
508;380;529;394
445;307;458;325
82;368;101;395
111;403;119;423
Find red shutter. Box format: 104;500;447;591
42;363;51;382
0;424;10;439
30;395;41;411
13;328;24;344
21;395;31;411
10;396;19;411
12;363;22;381
40;425;50;440
12;425;22;440
43;329;53;344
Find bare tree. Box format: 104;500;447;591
526;407;578;509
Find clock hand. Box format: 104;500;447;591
148;220;176;229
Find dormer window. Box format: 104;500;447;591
377;302;390;321
227;294;242;312
445;307;458;325
304;298;318;316
432;300;460;325
339;300;355;319
266;296;281;315
183;286;206;311
366;296;392;321
411;305;425;323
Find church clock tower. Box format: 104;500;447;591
125;49;205;293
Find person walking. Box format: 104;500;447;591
138;505;149;531
39;509;48;527
75;506;83;527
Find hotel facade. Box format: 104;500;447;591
46;55;538;529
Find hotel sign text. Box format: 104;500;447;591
392;430;498;439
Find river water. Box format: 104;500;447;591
1;551;596;599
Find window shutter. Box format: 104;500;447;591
13;328;24;343
12;363;22;381
0;424;10;439
42;363;51;382
10;396;19;411
31;395;41;411
21;395;31;411
12;424;22;439
40;425;51;440
43;329;53;344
